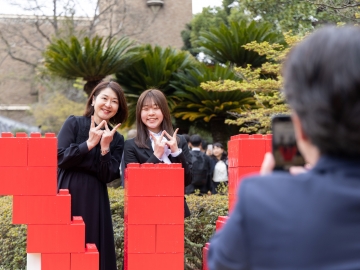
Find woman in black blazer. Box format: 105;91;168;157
123;89;192;217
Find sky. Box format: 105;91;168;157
1;0;223;15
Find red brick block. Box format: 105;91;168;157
228;135;267;167
203;243;210;270
0;167;27;195
228;167;260;196
25;167;57;195
126;164;184;197
27;216;85;253
127;253;183;270
71;244;99;270
42;253;70;270
28;133;57;166
127;225;156;253
265;134;272;153
0;136;28;166
126;197;183;224
156;224;184;253
13;190;71;224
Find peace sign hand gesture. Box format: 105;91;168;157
100;122;121;151
87;116;106;150
150;131;166;160
164;128;179;153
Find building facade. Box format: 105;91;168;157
0;0;192;126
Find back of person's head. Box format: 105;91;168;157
183;134;190;144
201;140;208;152
190;134;202;147
283;26;360;157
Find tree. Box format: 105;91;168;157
200;33;303;134
196;20;284;67
171;63;256;145
115;44;198;127
237;0;360;33
43;35;141;96
0;0;151;69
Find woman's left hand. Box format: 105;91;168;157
100;122;121;150
164;128;179;153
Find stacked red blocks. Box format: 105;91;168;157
202;216;229;270
124;163;185;270
227;134;272;211
0;132;98;270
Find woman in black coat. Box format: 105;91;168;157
57;81;128;270
123;89;192;217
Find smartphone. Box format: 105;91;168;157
271;115;305;171
207;144;213;155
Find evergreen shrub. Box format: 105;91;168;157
0;188;228;270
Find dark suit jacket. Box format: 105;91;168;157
208;155;360;270
185;150;212;194
123;134;192;217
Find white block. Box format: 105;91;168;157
27;253;41;270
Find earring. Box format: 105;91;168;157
91;103;94;106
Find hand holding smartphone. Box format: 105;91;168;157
272;115;305;171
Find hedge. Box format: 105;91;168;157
0;189;228;270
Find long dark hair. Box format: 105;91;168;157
84;81;128;125
134;89;178;148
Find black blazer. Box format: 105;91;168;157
123;135;192;187
123;134;192;217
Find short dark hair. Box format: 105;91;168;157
201;139;208;150
283;26;360;157
84;81;128;125
182;134;190;143
190;134;202;147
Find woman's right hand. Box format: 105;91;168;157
87;116;105;150
150;131;166;160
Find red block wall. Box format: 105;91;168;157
0;132;99;270
124;163;185;270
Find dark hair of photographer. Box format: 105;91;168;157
283;26;360;157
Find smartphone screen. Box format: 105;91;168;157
272;115;305;171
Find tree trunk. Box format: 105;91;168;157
84;79;103;97
209;117;230;149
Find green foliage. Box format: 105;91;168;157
0;196;26;270
196;20;284;67
0;189;228;270
171;63;255;144
115;44;198;127
32;92;85;134
238;0;360;33
184;193;228;269
43;35;141;95
202;33;303;134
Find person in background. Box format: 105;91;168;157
208;26;360;269
185;134;212;195
123;89;192;217
57;81;127;270
182;133;191;149
200;139;208;154
120;129;137;187
210;142;228;194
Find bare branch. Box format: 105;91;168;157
0;33;37;67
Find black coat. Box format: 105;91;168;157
123;135;192;217
57;115;122;270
